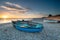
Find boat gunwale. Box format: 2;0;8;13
12;21;43;29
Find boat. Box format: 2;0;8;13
12;20;43;32
44;19;58;23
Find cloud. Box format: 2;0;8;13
0;6;17;10
0;2;28;14
5;2;23;8
0;2;44;18
5;2;28;11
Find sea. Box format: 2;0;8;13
0;18;33;24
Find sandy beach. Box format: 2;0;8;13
0;21;60;40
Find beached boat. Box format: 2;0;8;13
44;19;58;23
12;20;43;32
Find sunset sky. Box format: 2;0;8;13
0;0;60;18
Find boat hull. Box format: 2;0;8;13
12;21;43;32
15;26;43;32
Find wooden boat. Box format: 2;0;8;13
44;19;58;23
12;20;43;32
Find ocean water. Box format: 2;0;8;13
0;18;33;24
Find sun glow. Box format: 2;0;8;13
2;15;8;18
0;11;44;18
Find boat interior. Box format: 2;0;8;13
12;20;43;28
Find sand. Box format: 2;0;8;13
0;22;60;40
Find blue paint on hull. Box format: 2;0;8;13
12;21;43;32
16;26;43;32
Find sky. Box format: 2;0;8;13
0;0;60;18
